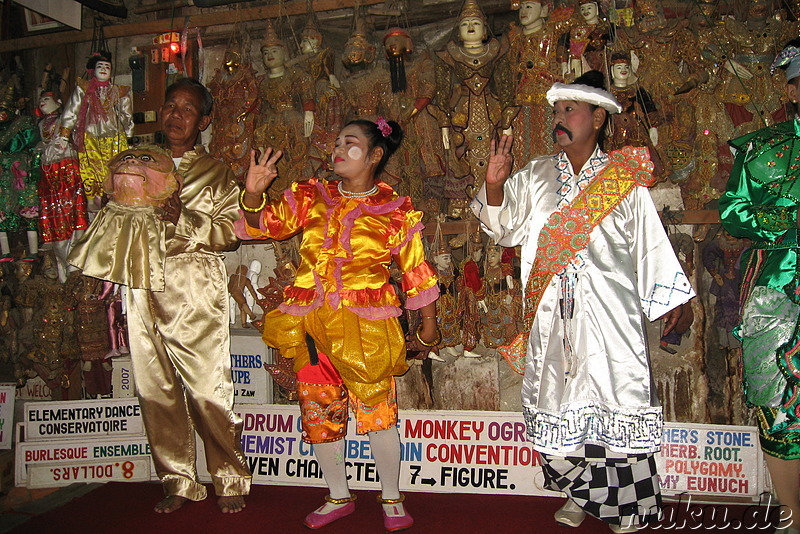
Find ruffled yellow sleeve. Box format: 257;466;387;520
240;180;317;240
389;206;439;305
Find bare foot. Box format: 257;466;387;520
218;495;246;513
154;495;188;513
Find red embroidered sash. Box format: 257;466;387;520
499;147;655;374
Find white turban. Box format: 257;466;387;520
546;82;622;114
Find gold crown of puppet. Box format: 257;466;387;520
435;238;452;255
469;227;484;245
262;19;285;49
511;0;553;10
460;0;487;22
302;17;323;45
223;48;242;63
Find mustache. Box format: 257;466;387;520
552;125;573;142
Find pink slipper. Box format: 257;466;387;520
303;495;356;529
378;494;413;532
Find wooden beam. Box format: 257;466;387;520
0;0;385;53
661;209;721;225
421;209;722;236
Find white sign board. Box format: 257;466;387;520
13;397;765;500
230;334;271;404
0;384;15;449
27;458;150;488
15;376;51;401
111;356;136;398
226;405;558;496
657;423;760;497
23;398;144;441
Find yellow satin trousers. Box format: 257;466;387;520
78;132;128;199
127;253;251;500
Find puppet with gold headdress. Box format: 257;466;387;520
255;20;315;191
429;0;518;204
507;0;566;166
289;14;342;174
57;51;133;211
207;45;260;180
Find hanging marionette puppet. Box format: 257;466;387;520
207;45;260;180
0;81;41;263
58;51;133;212
36;91;88;281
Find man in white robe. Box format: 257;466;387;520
471;71;694;532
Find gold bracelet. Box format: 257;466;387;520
239;189;267;213
377;493;405;505
325;494;357;505
414;327;441;347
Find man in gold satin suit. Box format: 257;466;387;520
126;77;251;514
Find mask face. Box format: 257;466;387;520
519;2;544;25
261;46;286;69
580;2;599;22
94;61;112;82
459;17;486;45
343;35;376;67
106;148;180;206
300;37;319;54
223;50;243;74
486;246;502;267
384;34;412;59
39;95;60;115
612;62;631;83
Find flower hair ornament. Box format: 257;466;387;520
771;45;800;80
376;116;392;137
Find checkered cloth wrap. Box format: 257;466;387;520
541;444;662;527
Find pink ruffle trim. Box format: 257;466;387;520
405;284;440;310
391;221;425;255
233;211;262;240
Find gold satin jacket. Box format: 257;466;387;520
239;178;439;318
168;146;241;256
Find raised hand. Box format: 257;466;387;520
486;135;513;189
244;147;283;196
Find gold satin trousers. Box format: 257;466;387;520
78;132;128;199
127;253;251;500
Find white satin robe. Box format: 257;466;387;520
471;147;694;455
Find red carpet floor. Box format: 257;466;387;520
2;482;786;534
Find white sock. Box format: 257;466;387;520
312;440;350;512
369;428;404;512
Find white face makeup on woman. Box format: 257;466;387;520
332;124;377;183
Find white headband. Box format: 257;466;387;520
546;82;622;114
